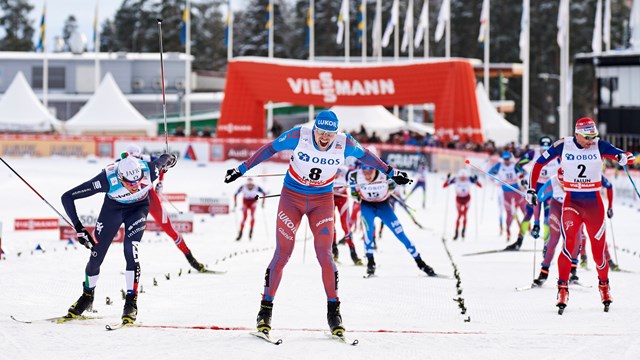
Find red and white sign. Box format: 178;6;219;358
189;197;230;215
59;226;125;243
162;193;187;202
147;212;194;233
15;218;59;231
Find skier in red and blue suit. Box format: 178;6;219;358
223;110;411;335
527;117;634;313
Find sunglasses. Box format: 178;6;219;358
315;128;337;136
120;177;142;186
581;134;598;140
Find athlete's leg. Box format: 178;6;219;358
581;194;608;281
308;192;339;300
122;205;148;295
377;202;419;258
558;194;584;283
84;200;124;288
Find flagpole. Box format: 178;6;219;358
558;0;570;138
185;0;191;136
361;0;366;62
376;0;382;62
446;0;450;58
267;0;274;138
227;0;233;60
393;0;399;118
42;3;48;108
94;1;100;92
604;0;611;51
345;0;350;62
522;0;530;145
309;0;315;123
424;1;429;58
407;0;414;124
483;0;490;92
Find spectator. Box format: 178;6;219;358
200;127;213;137
174;126;186;137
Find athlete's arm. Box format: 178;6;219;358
238;128;301;174
344;135;391;175
61;171;109;228
530;140;563;186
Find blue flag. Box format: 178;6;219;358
36;5;46;51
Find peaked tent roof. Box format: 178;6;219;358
303;106;434;140
0;71;61;133
64;73;157;136
476;83;519;146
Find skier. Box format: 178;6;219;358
406;160;429;209
61;151;176;324
488;151;527;248
442;169;482;240
350;164;437;278
233;177;266;241
331;165;362;265
125;145;206;272
527;117;634;313
223;110;411;336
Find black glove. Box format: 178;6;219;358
520;178;529;188
607;208;613;219
224;168;242;183
158;153;177;172
74;224;96;250
155;181;163;194
166;154;177;169
446;173;451;180
389;169;412;185
525;188;537;207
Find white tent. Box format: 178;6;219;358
64;73;157;136
0;71;61;133
303;105;434;139
476;83;519;146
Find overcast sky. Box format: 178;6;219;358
28;0;251;52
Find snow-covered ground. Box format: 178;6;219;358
1;157;639;360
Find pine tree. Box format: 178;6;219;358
191;0;227;71
0;0;35;51
234;0;291;58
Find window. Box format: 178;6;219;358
32;66;66;89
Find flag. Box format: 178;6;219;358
435;0;450;42
592;0;603;53
306;6;312;48
371;5;382;54
478;0;489;42
603;0;611;49
414;0;428;48
401;0;413;52
519;0;529;61
357;1;364;48
557;0;569;47
92;3;98;50
180;6;187;46
336;0;348;44
266;3;272;30
36;3;46;51
224;1;232;47
381;0;399;47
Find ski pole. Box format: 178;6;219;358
243;173;285;178
0;156;74;228
465;159;527;198
608;217;619;266
158;193;184;215
157;18;169;150
622;165;640;200
255;179;396;200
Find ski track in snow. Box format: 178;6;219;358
1;157;639;360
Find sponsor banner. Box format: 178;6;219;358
162;193;187;202
224;140;291;162
59;226;125;243
14;218;59;231
189;197;230;215
380;150;428;171
218;58;482;142
147;212;193;233
0;139;95;157
113;140;210;162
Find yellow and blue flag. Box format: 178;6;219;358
305;6;312;48
180;6;187;46
357;2;364;48
36;4;46;51
224;1;231;47
266;3;272;30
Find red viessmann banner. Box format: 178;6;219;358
218;57;483;143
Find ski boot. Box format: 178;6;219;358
452;228;459;241
415;256;437;277
461;227;466;239
327;301;345;335
122;292;138;324
556;281;569;315
569;267;579;284
580;254;588;268
504;235;523;251
185;251;206;272
608;259;620;272
531;224;540;239
350;250;363;266
532;267;549;287
235;229;243;241
67;286;95;317
249;228;253;241
366;254;376;276
332;242;340;262
598;280;612;312
256;300;273;333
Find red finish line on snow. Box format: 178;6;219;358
131;324;485;335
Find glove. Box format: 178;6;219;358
607;208;613;218
446;173;451;180
616;152;635;166
389;169;412;185
75;224;96;250
224;168;242;183
520;178;529;188
155;181;163;194
525;188;537;207
166;154;177;169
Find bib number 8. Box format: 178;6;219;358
309;168;322;181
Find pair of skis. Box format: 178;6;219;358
249;329;358;346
